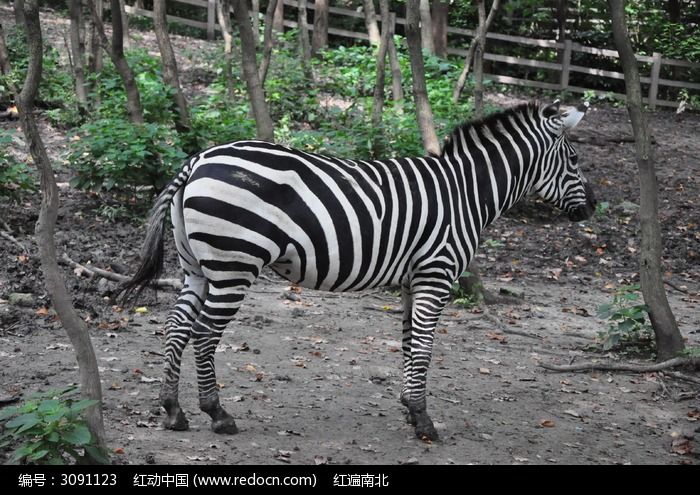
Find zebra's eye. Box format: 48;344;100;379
570;154;578;165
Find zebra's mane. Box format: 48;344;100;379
440;102;540;157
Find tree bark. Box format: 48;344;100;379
153;0;190;133
473;0;486;118
258;0;278;86
452;0;501;104
419;0;434;54
311;0;328;56
607;0;684;361
86;0;104;74
232;0;274;141
272;0;284;33
0;23;12;77
297;0;312;76
371;0;392;157
119;0;129;49
15;0;106;458
88;0;144;124
387;24;403;109
14;0;25;28
362;0;381;46
431;0;448;58
68;0;88;111
216;0;235;100
405;0;440;155
251;0;260;47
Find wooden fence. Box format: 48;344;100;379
119;0;700;110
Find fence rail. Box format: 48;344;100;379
120;0;700;110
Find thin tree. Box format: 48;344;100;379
272;0;284;33
216;0;235;100
419;0;434;54
119;0;129;49
0;23;12;76
362;0;401;107
452;0;501;105
362;0;381;45
259;0;279;86
405;0;440;155
14;0;25;28
12;0;106;457
86;0;104;74
88;0;144;124
232;0;274;141
311;0;329;56
370;0;392;157
153;0;190;135
607;0;684;360
297;0;312;74
251;0;260;46
67;0;88;112
431;0;448;58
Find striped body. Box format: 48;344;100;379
124;101;595;439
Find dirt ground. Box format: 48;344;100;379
1;7;699;465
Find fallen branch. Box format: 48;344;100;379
60;253;182;291
540;356;700;373
0;229;28;254
663;371;700;386
480;305;543;340
664;279;690;295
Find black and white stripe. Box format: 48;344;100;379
122;100;595;439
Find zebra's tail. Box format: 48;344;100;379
118;162;193;305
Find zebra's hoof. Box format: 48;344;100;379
415;422;439;442
212;417;239;435
164;411;189;431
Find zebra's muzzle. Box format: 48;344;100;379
567;183;596;222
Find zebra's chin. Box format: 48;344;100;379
567;184;597;222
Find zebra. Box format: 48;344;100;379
121;100;596;441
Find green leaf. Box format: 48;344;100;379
27;449;50;462
62;424;91;446
69;399;98;413
84;445;111;465
5;412;40;433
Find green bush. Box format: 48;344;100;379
0;130;35;201
596;284;653;350
67;118;186;193
0;387;108;465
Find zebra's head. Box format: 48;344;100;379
533;101;596;222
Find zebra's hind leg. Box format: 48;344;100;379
400;280;414;414
160;274;208;431
404;284;451;441
193;283;251;434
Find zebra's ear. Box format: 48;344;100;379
542;99;561;118
560;102;590;131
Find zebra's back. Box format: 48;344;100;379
178;140;456;292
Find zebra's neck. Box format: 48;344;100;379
441;108;553;231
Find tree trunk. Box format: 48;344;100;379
371;0;392;157
89;0;144;124
452;0;501;104
311;0;328;56
473;0;486;118
86;0;103;74
388;25;403;109
216;0;235;100
68;0;88;112
153;0;190;134
272;0;284;33
405;0;440;155
15;0;106;458
607;0;684;360
552;0;568;84
232;0;274;141
14;0;25;28
431;0;448;58
362;0;381;46
251;0;260;47
259;0;278;86
297;0;312;76
119;0;129;49
0;23;12;77
419;0;434;54
667;0;681;23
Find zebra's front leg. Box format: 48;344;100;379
160;275;207;431
403;286;450;441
